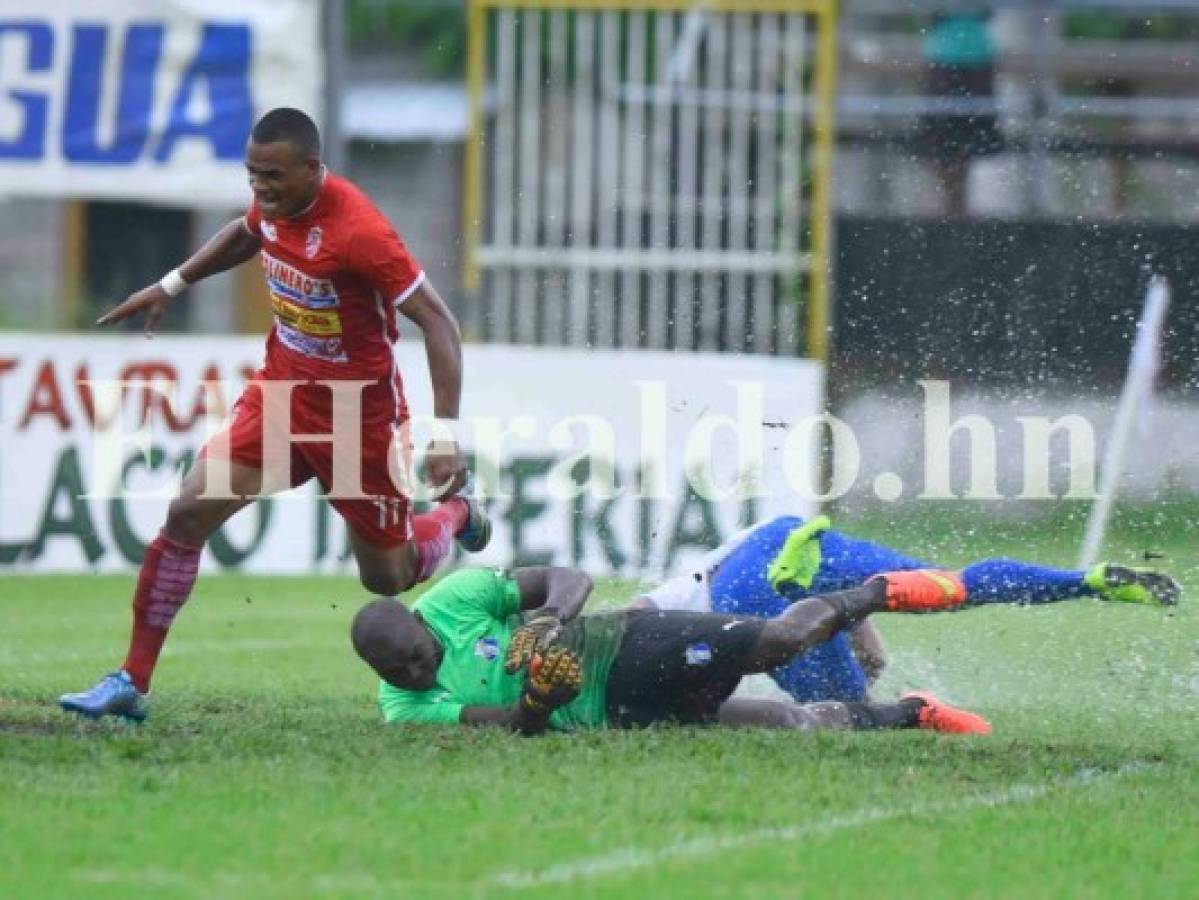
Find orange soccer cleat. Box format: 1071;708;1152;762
903;691;992;735
871;569;966;612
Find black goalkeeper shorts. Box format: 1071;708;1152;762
605;610;765;728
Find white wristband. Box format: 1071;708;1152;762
158;269;188;298
430;417;465;446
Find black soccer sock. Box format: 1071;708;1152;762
844;697;925;731
818;580;888;631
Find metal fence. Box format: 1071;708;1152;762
463;0;837;359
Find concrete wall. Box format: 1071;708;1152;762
346;140;465;318
188;208;243;334
0;198;67;330
0;141;464;336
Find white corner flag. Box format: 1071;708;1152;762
1078;276;1171;570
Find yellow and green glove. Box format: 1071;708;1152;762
519;645;583;716
504;613;562;674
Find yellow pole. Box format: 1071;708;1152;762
462;0;487;293
807;0;837;363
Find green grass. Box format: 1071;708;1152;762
2;511;1197;898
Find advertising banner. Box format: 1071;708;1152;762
0;1;322;206
0;335;824;576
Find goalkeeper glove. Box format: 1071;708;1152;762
520;646;583;715
504;613;562;674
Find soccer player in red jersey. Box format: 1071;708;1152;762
60;108;488;722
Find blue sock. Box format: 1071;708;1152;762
961;559;1088;605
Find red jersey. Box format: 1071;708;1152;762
243;172;424;421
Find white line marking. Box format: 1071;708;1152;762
488;763;1150;888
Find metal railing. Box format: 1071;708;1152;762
463;0;838;358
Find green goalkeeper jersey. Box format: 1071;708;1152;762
377;568;626;730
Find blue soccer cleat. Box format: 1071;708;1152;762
453;475;492;553
59;670;149;723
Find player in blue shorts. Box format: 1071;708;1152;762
633;515;1181;704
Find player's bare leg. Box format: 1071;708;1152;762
163;457;263;546
744;570;966;673
716;695;990;735
349;529;421;596
717;697;851;730
719;571;984;735
349;493;492;596
742;582;885;673
59;459;261;721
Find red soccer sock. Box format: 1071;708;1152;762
410;498;469;582
122;532;202;693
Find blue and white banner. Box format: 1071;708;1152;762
0;1;322;206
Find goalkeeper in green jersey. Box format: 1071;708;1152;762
350;566;990;736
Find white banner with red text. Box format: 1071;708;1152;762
0;334;824;576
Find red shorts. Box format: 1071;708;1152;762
200;380;413;548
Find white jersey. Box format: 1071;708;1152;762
638;526;756;613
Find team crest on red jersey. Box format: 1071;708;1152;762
260;220;277;242
305;226;323;259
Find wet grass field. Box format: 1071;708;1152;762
2;504;1195;898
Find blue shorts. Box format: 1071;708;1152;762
767;631;868;702
708;516;925;702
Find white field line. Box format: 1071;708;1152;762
488;763;1150;888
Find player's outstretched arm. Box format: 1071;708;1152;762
505;568;593;674
400;280;466;498
461;647;583;735
399;280;462;418
513;567;593;619
97;218;262;335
